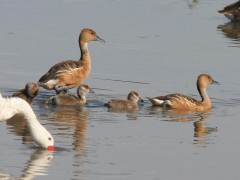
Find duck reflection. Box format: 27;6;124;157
46;105;88;180
193;119;218;147
148;106;210;122
217;22;240;43
0;149;53;179
47;105;88;151
148;107;217;147
187;0;199;9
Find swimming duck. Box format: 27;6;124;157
46;84;91;106
0;93;54;150
11;82;39;104
38;29;105;94
106;91;143;110
218;0;240;21
146;74;219;111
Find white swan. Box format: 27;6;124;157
0;93;54;150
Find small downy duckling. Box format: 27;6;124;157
218;0;240;21
46;84;90;106
105;91;143;110
12;82;39;104
146;74;219;112
38;29;105;94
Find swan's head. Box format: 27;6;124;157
30;125;54;151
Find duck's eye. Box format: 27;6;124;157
48;137;52;141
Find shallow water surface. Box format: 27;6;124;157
0;0;240;179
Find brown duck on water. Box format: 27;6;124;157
146;74;219;112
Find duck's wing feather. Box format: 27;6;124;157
39;60;82;83
148;93;199;107
219;1;240;13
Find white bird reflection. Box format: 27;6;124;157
0;149;53;180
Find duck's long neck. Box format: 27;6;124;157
197;84;211;107
79;41;91;73
80;41;91;60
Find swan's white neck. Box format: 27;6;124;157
0;94;38;125
0;94;54;149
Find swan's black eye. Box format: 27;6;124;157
48;137;52;141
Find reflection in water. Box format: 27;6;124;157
46;105;88;180
6;115;32;145
0;149;53;179
148;106;217;147
47;105;88;151
193;120;218;148
107;107;138;113
187;0;199;9
148;106;210;122
217;22;240;45
107;106;139;120
21;149;53;179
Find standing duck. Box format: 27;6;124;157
218;0;240;21
38;29;105;94
146;74;219;111
0;93;54;150
106;91;143;110
46;84;91;106
12;82;39;104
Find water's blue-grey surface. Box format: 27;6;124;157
0;0;240;179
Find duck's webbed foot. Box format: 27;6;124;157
55;85;69;94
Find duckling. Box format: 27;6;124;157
12;82;39;104
38;29;105;94
146;74;219;111
218;0;240;21
46;84;90;106
106;91;143;110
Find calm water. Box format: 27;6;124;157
0;0;240;179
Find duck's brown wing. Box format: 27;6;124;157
219;1;240;13
39;60;82;83
158;93;198;102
